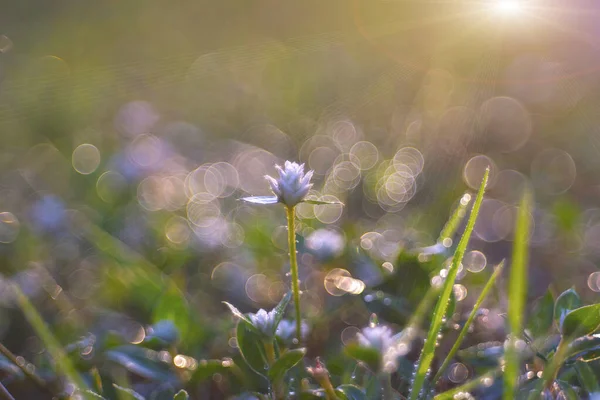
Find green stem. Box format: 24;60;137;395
321;378;338;400
264;340;284;400
286;206;302;342
381;373;393;400
264;340;276;365
313;372;338;400
540;339;568;391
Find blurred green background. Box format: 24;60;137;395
1;0;600;398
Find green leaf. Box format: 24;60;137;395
302;199;343;205
144;320;180;349
236;321;268;377
173;390;189;400
575;360;600;393
504;190;532;400
240;196;279;205
152;281;189;342
527;289;555;337
561;304;600;338
270;291;292;335
554;288;582;330
344;343;381;372
336;384;367;400
267;348;305;382
113;384;146;400
409;168;489;400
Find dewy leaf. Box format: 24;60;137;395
561;304;600;338
173;389;190;400
267;348;306;382
240;196;279;205
527;289;554;338
270;291;292;336
554;288;582;330
565;334;600;361
302;199;343;205
236;321;268;378
409;168;489;400
336;384;368;400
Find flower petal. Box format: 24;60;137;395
240;196;280;205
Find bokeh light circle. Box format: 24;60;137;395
0;212;20;243
72;144;101;175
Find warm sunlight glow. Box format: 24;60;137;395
492;0;523;15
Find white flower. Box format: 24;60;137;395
265;161;314;207
357;325;395;353
249;309;277;337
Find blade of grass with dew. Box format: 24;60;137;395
438;193;472;244
409;169;489;400
13;284;89;394
503;190;531;400
433;261;504;383
434;367;501;400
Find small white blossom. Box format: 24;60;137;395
265;161;313;207
249;309;277;337
357;325;395;353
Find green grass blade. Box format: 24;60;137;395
434;368;500;400
503;190;532;400
433;261;504;383
438;193;472;244
13;285;89;394
409;168;489;400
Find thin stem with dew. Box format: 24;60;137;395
0;342;54;397
286;205;302;343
